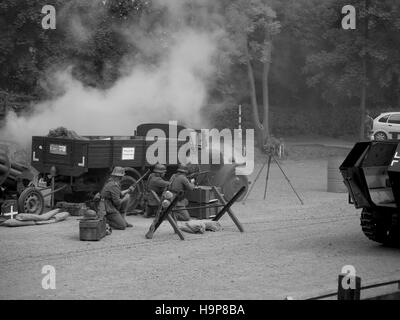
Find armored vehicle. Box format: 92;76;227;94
340;141;400;245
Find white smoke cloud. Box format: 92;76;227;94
0;1;223;147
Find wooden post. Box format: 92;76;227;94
338;274;361;300
212;186;245;232
51;176;55;209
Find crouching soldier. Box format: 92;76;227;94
168;164;195;221
144;164;169;218
100;167;134;230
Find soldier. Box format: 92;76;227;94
144;164;169;218
100;166;134;230
168;163;196;221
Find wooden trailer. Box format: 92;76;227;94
30;123;249;211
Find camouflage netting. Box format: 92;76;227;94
47;127;89;140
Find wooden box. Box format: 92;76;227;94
186;186;214;204
187;201;218;219
79;218;106;241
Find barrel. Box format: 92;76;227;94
0;147;10;186
327;157;347;193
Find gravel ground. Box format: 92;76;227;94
1;149;400;300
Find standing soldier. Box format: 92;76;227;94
100;167;134;230
144;164;169;218
168;163;195;221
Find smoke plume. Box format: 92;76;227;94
0;0;223;147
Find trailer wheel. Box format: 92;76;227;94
18;187;44;215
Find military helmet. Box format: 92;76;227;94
111;166;125;177
177;163;189;174
83;209;98;220
153;163;167;174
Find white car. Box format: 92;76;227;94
371;112;400;140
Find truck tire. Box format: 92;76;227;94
360;209;399;246
18;187;45;215
373;132;387;141
222;174;248;201
211;164;249;201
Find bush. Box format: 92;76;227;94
208;103;360;138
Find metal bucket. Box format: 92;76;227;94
327;157;347;193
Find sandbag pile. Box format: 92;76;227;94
0;209;69;227
179;220;222;234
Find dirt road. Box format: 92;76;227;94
1;155;400;300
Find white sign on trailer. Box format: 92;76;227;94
122;147;135;160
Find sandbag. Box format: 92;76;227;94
204;220;222;232
1;219;36;227
35;219;57;225
179;220;206;234
16;209;60;221
54;211;69;222
35;212;69;224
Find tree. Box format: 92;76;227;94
0;0;65;95
224;0;281;147
300;0;400;139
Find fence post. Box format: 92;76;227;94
338;273;361;300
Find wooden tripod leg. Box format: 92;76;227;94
211;186;244;232
263;155;272;200
242;157;268;203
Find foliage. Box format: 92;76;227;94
1;0;400;139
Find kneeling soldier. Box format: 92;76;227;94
144;164;169;218
168;164;195;221
100;167;134;230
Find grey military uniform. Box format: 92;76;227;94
168;173;195;221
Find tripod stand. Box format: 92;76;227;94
243;152;304;205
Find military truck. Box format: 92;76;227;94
30;123;249;212
340;141;400;246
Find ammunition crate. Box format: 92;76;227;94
186;186;214;203
187;201;217;219
79;218;106;241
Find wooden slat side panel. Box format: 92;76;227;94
87;140;113;168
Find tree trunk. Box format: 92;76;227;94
262;47;272;144
360;0;369;140
360;64;367;140
245;40;264;146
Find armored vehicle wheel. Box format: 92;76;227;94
18;187;44;215
360;209;399;246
